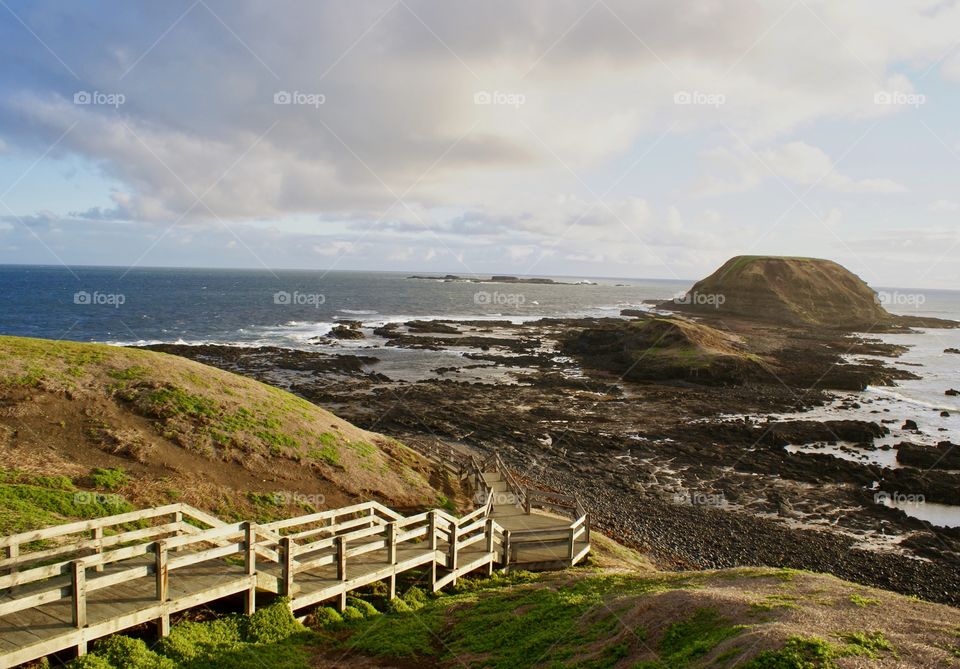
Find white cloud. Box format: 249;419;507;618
930;199;959;213
693;141;906;196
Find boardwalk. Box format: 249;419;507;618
0;454;589;668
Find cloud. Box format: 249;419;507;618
930;199;959;213
693;141;906;196
0;0;957;286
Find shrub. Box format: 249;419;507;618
93;636;174;669
346;597;379;617
244;599;305;644
67;656;114;669
340;606;365;623
386;597;413;614
307;606;343;629
158;617;244;664
402;586;428;610
90;468;128;491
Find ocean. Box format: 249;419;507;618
0;265;690;346
2;264;958;525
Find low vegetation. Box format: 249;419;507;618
0;336;444;525
55;566;956;669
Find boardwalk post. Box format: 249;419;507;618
243;522;256;615
173;509;184;551
502;530;511;569
585;514;591;544
280;537;294;597
71;560;87;655
428;511;438;591
567;528;575;561
367;506;376;529
524;493;531;514
386;521;397;600
6;543;18;587
484;519;495;576
154;541;170;637
335;536;347;611
91;527;104;572
448;523;459;585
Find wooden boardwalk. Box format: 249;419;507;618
0;453;589;668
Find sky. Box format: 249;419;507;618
0;0;959;288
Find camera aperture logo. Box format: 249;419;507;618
74;291;125;308
74;90;125;108
272;491;326;508
473;90;526;108
474;290;525;307
673;489;725;507
273;291;325;307
875;490;924;506
74;491;124;506
875;290;925;308
673;291;725;309
874;90;925;108
673;90;725;108
274;90;325;108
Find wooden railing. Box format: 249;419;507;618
0;452;589;668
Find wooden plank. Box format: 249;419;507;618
280;537;294;597
0;504;183;549
0;584;70;617
86;565;153;593
167;542;243;570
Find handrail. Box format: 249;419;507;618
0;445;592;669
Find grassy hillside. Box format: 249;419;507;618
562;315;767;385
677;256;891;328
0;336;451;528
62;566;960;669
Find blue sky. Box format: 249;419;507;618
1;0;959;287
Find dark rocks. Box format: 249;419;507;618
902;419;918;431
406;320;459;334
328;324;364;340
945;348;960;354
942;411;951;418
897;441;960;471
947;389;959;397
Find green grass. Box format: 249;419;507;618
634;608;747;668
848;593;880;608
90;467;128;491
339;572;696;668
738;632;896;669
308;443;340;466
108;365;149;381
0;471;133;535
68;601;314;669
145;387;218;420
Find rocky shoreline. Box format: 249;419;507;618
142;311;960;605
